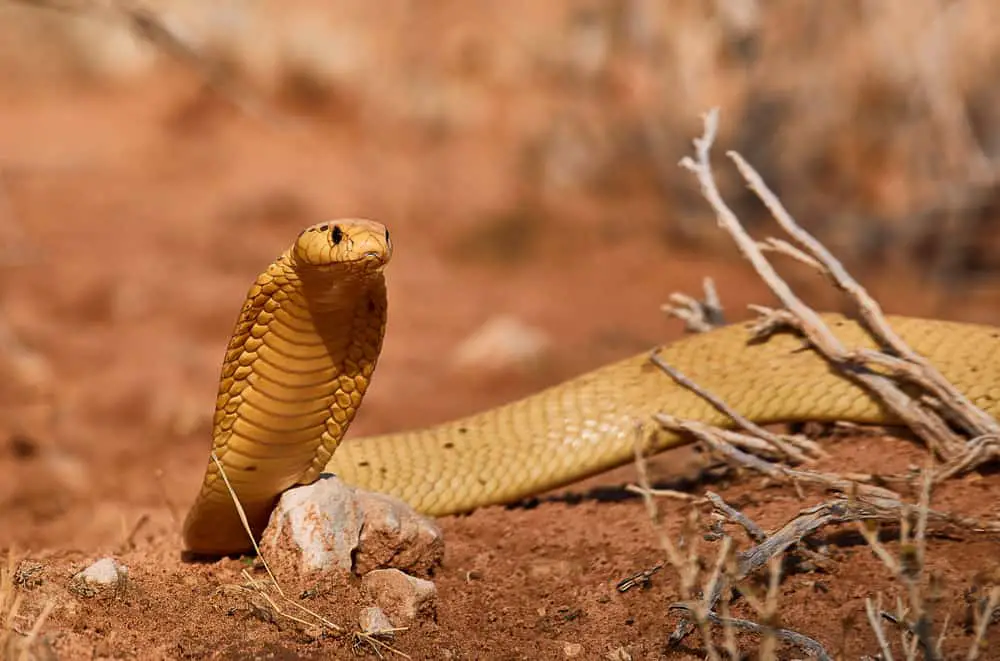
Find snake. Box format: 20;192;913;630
181;218;1000;557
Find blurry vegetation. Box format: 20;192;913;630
3;0;1000;284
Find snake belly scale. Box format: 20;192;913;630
182;219;1000;557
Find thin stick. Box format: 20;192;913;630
679;108;969;459
729;149;999;440
667;603;833;661
866;595;896;661
649;352;824;463
210;451;283;595
655;414;900;500
705;492;766;544
967;586;1000;661
669;490;995;648
211;452;345;632
623;484;698;502
662;277;727;333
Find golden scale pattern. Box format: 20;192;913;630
328;315;1000;514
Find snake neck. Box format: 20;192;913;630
182;251;388;556
209;254;388;494
275;253;389;465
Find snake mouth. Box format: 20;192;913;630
358;251;388;269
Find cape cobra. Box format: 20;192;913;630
181;218;1000;556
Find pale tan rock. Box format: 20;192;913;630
361;568;437;624
451;314;550;372
358;606;395;635
260;474;443;576
69;557;128;598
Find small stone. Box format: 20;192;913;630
259;474;443;577
358;606;395;635
362;568;437;625
451;315;550;373
563;642;583;657
69;558;128;598
14;560;45;589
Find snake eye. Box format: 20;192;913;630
331;225;343;245
384;228;390;242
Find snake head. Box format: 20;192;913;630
292;218;393;273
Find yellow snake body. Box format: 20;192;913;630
182;220;389;555
183;219;1000;557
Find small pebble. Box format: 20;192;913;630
362;568;437;624
70;557;128;598
359;606;394;635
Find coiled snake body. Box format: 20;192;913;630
182;219;1000;556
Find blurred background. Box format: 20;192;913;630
4;0;1000;548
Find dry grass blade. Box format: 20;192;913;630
352;630;412;659
632;431;722;661
210;452;344;635
209;452;283;594
17;600;54;660
967;585;1000;661
866;595;896;661
1;552;17;659
856;470;943;661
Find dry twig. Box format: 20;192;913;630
649;355;824;464
662;277;726;333
678;107;997;463
209;452;346;636
632;433;722;661
667;486;995;650
668;600;832;661
655;414;898;500
729;149;999;442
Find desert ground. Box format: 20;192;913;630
4;2;1000;659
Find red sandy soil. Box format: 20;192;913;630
3;73;1000;660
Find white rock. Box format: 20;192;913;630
259;474;443;576
70;557;128;597
451;315;550;372
362;568;437;624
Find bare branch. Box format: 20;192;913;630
668;602;833;661
679;108;972;460
649;354;824;464
729;149;999;441
866;595;896;661
663;277;726;333
655;414;899;500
